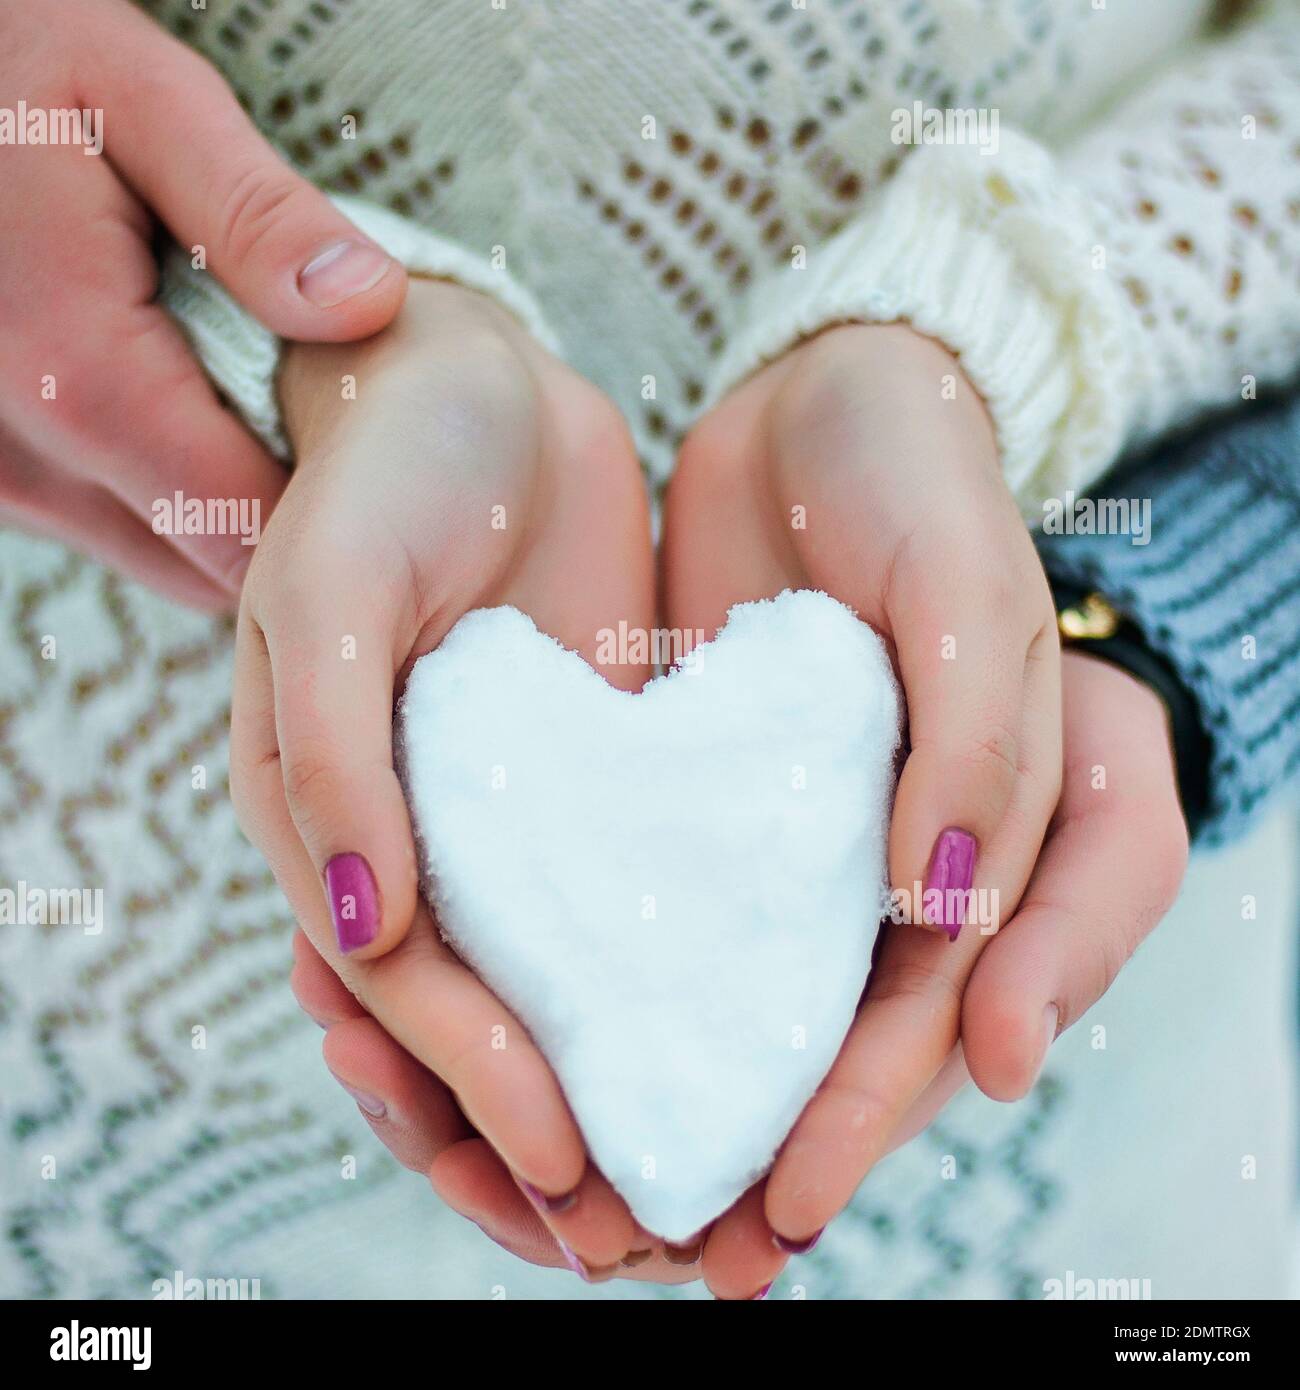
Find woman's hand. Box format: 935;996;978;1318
295;645;1189;1296
307;319;1070;1295
661;322;1065;1295
0;0;405;607
290;927;707;1285
745;648;1190;1285
283;316;1189;1297
230;277;660;1276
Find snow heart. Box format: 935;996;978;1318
396;589;902;1241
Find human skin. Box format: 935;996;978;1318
661;323;1065;1289
652;328;1182;1296
0;0;1196;1300
231;277;663;1275
269;310;1175;1296
0;0;406;607
298;647;1187;1295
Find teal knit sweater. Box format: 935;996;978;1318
1037;395;1300;848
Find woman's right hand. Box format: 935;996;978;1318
230;277;675;1279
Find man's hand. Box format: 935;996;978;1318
0;0;405;606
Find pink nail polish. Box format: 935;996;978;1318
923;828;976;941
340;1082;386;1119
324;853;380;953
774;1228;822;1255
556;1237;590;1281
298;240;392;307
520;1180;578;1214
1038;1003;1060;1074
751;1282;773;1300
663;1238;704;1266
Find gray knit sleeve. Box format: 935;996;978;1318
1035;396;1300;848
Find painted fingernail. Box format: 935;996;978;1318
751;1282;773;1301
621;1248;653;1268
556;1238;589;1280
1037;1003;1060;1076
554;1240;616;1283
340;1082;386;1119
324;853;380;953
923;827;977;941
298;240;393;307
519;1180;578;1215
663;1238;704;1266
774;1228;822;1255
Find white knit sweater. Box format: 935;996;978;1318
5;1;1300;1301
153;0;1300;517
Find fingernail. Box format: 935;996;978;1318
663;1238;703;1266
751;1282;773;1301
555;1239;615;1283
1037;1003;1060;1076
519;1179;578;1215
298;240;393;307
324;853;380;953
621;1248;653;1268
774;1228;822;1254
340;1081;386;1119
923;827;977;941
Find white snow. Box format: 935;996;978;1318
396;589;902;1241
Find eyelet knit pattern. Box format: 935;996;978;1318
147;0;1300;513
3;0;1300;1301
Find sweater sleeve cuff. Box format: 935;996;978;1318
710;129;1143;521
159;196;559;460
1035;404;1300;847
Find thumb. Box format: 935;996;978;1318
246;575;420;963
97;8;406;340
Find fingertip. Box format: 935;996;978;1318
963;905;1064;1099
762;1165;824;1259
509;1132;589;1206
321;1015;406;1099
289;930;363;1023
964;989;1058;1102
430;1140;566;1268
290;927;322;968
517;1169;636;1269
291;244;407;340
322;844;418;963
324;851;383;955
702;1188;788;1300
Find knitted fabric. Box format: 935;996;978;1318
145;0;1300;516
1038;393;1300;846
